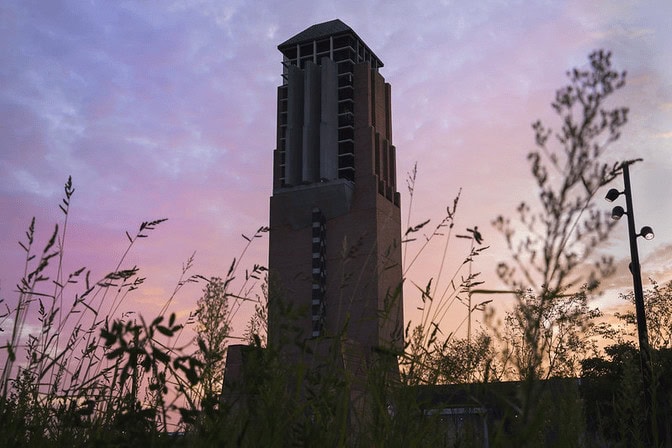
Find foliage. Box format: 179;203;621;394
581;279;672;446
243;280;268;347
492;50;628;383
194;277;231;401
425;331;501;384
493;49;627;297
471;49;632;447
400;167;496;388
616;279;672;350
581;341;672;447
498;286;601;381
188;227;267;408
0;177;206;445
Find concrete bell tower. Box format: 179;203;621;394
268;19;404;380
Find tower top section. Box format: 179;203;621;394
277;19;383;76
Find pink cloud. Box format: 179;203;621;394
2;0;671;349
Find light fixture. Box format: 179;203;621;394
605;188;622;202
605;159;655;439
611;205;626;220
639;226;655;240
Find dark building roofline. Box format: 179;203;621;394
278;19;383;67
278;19;350;47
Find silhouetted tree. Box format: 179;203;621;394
486;51;629;447
581;340;672;446
587;279;672;445
244;279;268;347
493;49;628;380
616;279;672;350
195;277;231;400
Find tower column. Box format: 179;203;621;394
269;19;404;381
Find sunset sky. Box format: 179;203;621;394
2;0;671;341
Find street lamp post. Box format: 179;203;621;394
606;159;655;443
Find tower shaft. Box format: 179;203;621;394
268;20;403;378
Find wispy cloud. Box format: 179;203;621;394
1;0;671;339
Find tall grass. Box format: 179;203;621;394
0;177;209;445
2;175;668;447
